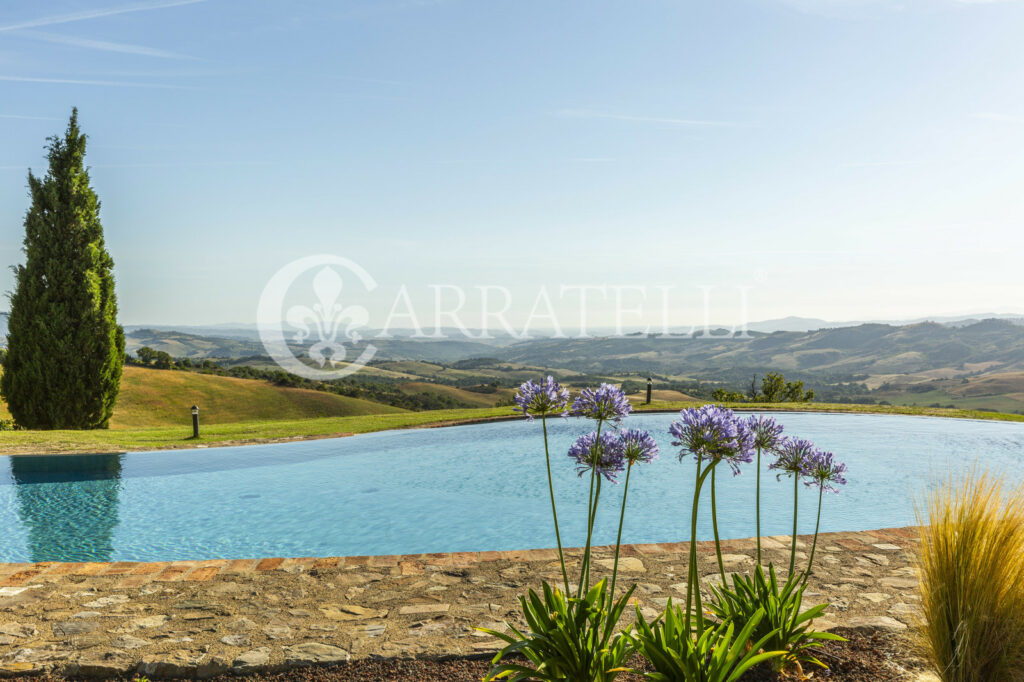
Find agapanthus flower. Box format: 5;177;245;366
617;428;660;466
803;450;848;493
746;414;784;452
769;437;818;480
568;431;626;483
571;383;632;423
669;404;755;475
513;376;569;420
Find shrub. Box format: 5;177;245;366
915;471;1024;682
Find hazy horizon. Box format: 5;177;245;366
2;0;1023;327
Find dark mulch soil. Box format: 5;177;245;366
11;629;927;682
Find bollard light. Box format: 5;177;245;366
646;376;653;405
191;404;200;438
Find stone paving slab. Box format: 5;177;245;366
0;527;921;678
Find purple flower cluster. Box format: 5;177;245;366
803;450;848;493
513;376;569;420
769;438;848;492
571;383;632;423
568;431;626;482
618;428;660;466
669;405;755;475
746;414;784;451
567;427;659;482
769;437;817;479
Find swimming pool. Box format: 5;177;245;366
1;412;1022;563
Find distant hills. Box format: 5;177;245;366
3;312;1023;347
495;319;1024;377
4;313;1024;414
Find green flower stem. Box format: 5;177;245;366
541;415;570;595
804;485;824;582
789;471;799;577
608;463;632;605
578;464;597;599
685;462;715;634
755;446;762;565
577;419;603;599
585;478;603;594
684;458;701;633
711;466;726;587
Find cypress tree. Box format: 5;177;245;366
1;109;124;429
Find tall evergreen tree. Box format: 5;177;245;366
1;109;124;429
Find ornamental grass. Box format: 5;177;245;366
915;471;1024;682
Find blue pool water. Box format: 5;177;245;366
1;412;1022;563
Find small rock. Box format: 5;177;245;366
72;611;101;619
595;557;644;572
283;642;350;665
228;617;257;631
262;624;292;640
111;635;152;650
319;604;387;620
0;623;37;638
129;615;168;630
857;592;892;604
82;594;129;608
846;615;908;632
197;655;230;679
399;603;450;615
53;620;97;636
364;623;386;637
864;553;890;566
0;663;37;676
232;648;270;673
880;577;919;589
220;634;251;647
889;602;920;616
872;543;903;551
137;650;204;678
61;654;134;678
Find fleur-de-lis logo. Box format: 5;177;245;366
285;268;369;368
258;255;377;380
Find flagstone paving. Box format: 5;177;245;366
0;527;920;678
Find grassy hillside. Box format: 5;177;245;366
396;381;517;408
0;366;405;429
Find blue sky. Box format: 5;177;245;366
1;0;1023;328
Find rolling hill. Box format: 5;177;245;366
0;366;405;429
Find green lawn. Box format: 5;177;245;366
2;400;1021;456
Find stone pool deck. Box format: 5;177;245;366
0;527;921;679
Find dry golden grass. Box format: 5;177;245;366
915;471;1024;682
0;366;405;428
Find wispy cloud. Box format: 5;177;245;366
16;30;196;60
973;112;1024;124
0;113;62;120
0;75;190;89
555;109;751;127
843;159;926;168
0;0;205;32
